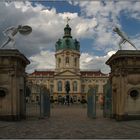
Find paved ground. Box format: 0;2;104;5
0;104;140;139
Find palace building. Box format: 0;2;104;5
27;23;108;103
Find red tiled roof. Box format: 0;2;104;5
30;70;54;76
80;70;108;76
29;70;108;77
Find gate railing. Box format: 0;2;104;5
103;80;112;118
25;85;50;119
40;87;50;118
87;85;97;118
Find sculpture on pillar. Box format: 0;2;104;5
1;25;32;48
113;26;137;50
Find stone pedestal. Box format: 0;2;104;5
106;50;140;121
0;49;30;121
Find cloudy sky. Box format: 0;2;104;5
0;0;140;74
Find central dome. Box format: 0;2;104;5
55;24;80;52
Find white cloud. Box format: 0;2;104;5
26;50;55;73
70;1;140;51
0;1;140;74
80;51;116;74
129;34;140;50
107;51;116;57
0;1;81;57
26;50;115;74
75;18;97;38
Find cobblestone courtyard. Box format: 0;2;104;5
0;104;140;139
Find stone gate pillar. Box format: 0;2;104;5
106;50;140;121
0;49;30;121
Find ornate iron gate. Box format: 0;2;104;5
25;85;40;119
87;86;96;118
25;85;50;119
103;80;112;118
40;87;50;118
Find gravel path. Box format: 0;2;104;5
0;104;140;139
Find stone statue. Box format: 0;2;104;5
1;25;32;48
66;17;70;25
113;26;137;50
65;81;70;106
65;81;70;94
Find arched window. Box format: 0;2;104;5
58;81;62;91
66;57;69;64
58;58;61;67
65;81;70;92
73;81;77;91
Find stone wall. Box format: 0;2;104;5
106;50;140;121
0;49;30;121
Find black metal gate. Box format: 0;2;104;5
103;80;112;118
87;86;96;118
40;87;50;118
25;86;50;119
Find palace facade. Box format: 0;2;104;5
27;23;108;103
